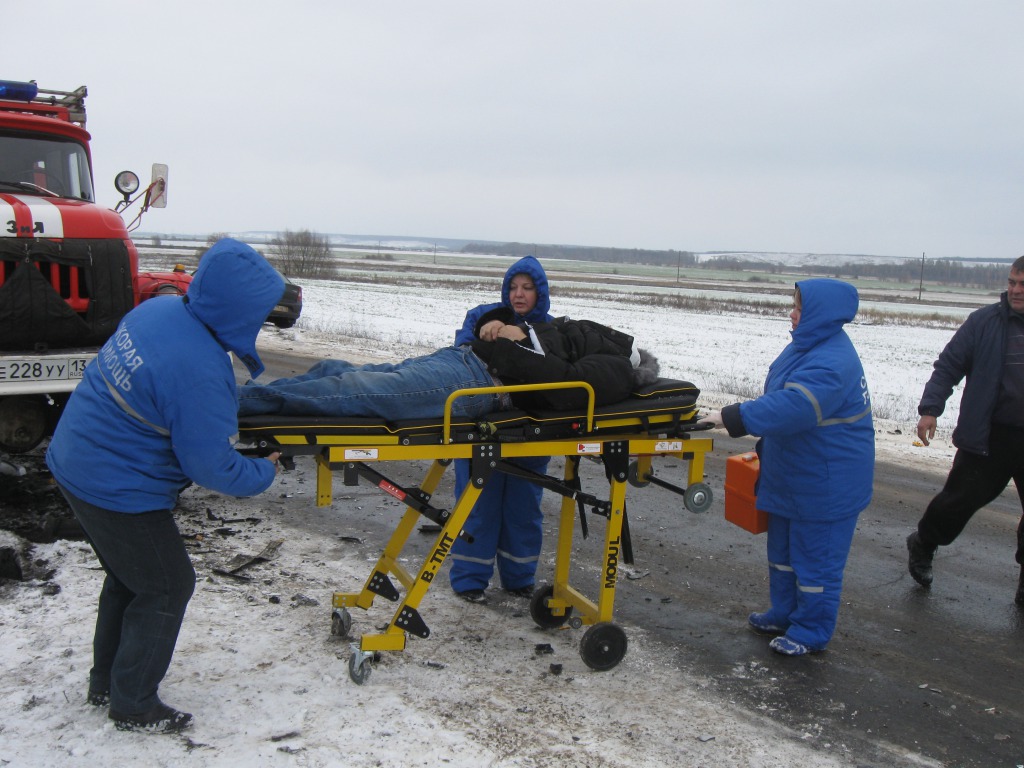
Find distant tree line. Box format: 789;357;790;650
460;242;697;268
470;241;1010;290
703;255;1009;289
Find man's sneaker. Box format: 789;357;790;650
456;588;488;604
906;532;935;587
769;636;820;656
747;611;787;636
109;703;193;734
504;585;534;599
87;688;110;707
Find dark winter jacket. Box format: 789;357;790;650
46;239;285;512
917;293;1015;456
469;308;640;410
721;279;874;520
453;255;552;346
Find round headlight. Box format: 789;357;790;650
114;170;140;196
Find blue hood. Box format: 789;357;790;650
501;255;550;322
791;278;859;350
186;239;285;378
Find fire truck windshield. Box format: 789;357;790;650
0;132;94;201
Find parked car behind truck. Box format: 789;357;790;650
268;270;302;328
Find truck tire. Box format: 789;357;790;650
0;396;48;454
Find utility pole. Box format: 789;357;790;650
918;251;925;301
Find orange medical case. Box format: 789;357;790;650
724;452;768;534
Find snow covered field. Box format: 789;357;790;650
0;276;962;767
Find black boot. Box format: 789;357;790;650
109;702;193;733
906;532;935;587
1015;569;1024;607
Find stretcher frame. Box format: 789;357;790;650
238;378;713;682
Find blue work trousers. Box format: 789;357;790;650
448;455;548;592
761;511;860;650
238;346;500;419
57;485;195;715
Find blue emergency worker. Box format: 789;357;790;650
47;239;285;732
448;256;552;603
701;279;874;655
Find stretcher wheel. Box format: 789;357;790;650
331;608;352;638
579;622;628;671
627;461;650;488
348;649;374;685
684;482;714;513
529;584;573;629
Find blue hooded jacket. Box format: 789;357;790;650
722;279;874;520
454;255;551;346
46;239;285;513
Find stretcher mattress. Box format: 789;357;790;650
237;377;700;448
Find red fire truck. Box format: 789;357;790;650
0;80;178;453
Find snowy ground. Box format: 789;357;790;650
0;278;958;767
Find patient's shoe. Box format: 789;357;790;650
768;636;822;657
109;702;193;733
456;588;488;604
747;611;787;636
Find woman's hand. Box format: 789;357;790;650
479;321;527;342
698;410;724;428
496;324;527;341
478;320;505;342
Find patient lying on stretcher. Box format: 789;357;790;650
238;308;659;420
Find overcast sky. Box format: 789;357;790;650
8;2;1023;258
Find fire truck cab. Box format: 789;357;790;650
0;79;170;453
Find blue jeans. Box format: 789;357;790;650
57;485;196;715
238;346;502;419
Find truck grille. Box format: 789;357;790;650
0;238;134;351
0;259;91;313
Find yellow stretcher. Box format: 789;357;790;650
238;378;714;683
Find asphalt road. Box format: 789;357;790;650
252;348;1023;768
602;433;1023;768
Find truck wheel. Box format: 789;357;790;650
0;397;48;453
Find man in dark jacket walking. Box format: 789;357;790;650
908;255;1024;606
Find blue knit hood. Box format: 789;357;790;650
186;239;285;378
791;278;859;351
501;255;550;322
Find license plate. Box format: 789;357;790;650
0;356;92;383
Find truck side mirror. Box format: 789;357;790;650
149;163;168;209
